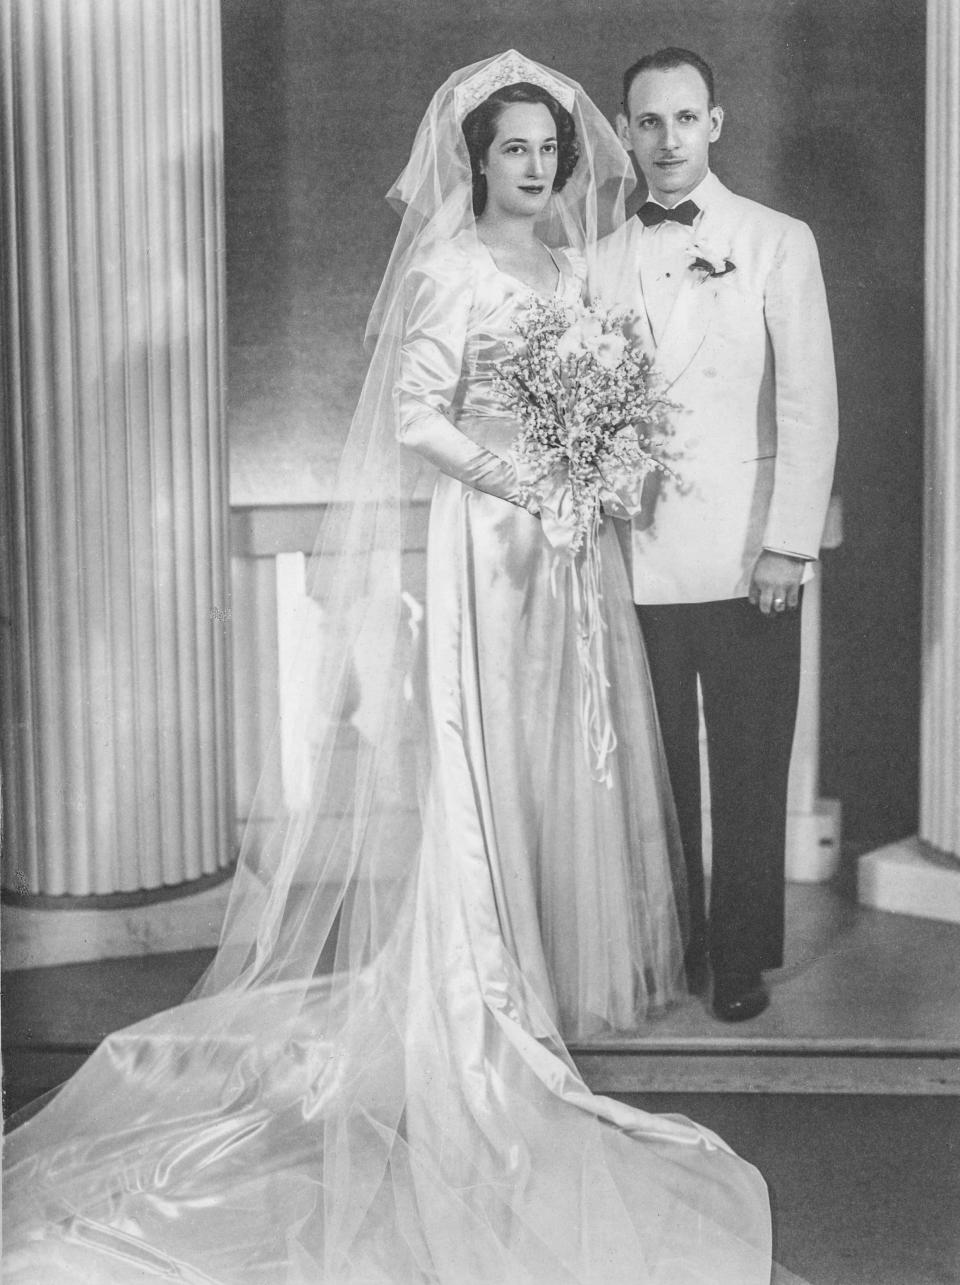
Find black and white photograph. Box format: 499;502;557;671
1;2;958;1282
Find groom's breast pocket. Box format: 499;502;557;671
711;284;764;341
703;297;767;379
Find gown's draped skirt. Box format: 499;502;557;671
427;412;687;1038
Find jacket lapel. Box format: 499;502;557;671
647;188;736;389
652;267;712;389
612;219;655;352
632;225;657;350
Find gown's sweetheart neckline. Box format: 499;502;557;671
476;239;567;302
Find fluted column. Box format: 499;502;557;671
0;0;232;896
859;0;960;920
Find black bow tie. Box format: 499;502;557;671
637;199;700;227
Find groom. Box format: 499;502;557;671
592;48;838;1020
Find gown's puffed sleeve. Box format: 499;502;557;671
396;242;529;507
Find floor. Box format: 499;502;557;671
630;1092;960;1285
574;880;960;1095
3;881;960;1284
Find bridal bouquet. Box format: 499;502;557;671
494;297;678;559
494;297;679;781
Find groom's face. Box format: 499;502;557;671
617;64;723;206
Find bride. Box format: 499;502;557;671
3;52;776;1284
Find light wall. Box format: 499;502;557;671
221;0;926;847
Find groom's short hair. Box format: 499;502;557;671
622;48;716;111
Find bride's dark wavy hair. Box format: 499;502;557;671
462;82;580;217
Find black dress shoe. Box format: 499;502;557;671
712;972;769;1022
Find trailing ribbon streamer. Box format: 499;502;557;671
568;508;617;785
541;500;617;785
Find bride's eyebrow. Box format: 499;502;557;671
498;134;558;146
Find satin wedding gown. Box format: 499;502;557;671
3;235;775;1285
396;232;687;1039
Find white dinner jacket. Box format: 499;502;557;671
590;173;838;605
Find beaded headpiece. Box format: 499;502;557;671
453;50;576;121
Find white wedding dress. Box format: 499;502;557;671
3;231;776;1285
396;232;688;1039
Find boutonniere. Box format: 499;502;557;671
688;241;736;278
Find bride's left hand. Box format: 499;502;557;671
537;478;579;557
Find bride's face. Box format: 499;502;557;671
481;102;558;219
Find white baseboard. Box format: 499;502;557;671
786;798;843;884
858;836;960;924
1;879;233;971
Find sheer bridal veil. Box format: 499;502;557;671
4;52;779;1285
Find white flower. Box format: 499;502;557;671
557;313;627;368
594;333;627;369
556;314;603;360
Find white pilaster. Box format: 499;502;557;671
0;0;232;896
700;497;844;884
784;500;843;883
859;0;960;921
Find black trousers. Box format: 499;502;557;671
636;597;802;976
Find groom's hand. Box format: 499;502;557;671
749;551;805;615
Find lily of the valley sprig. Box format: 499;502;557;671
688;241;736;278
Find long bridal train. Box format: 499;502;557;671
4;855;774;1283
